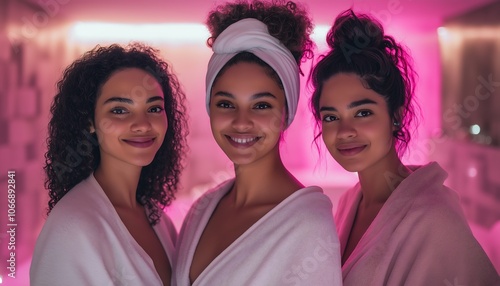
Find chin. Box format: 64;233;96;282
133;158;156;168
342;165;362;173
335;160;364;173
226;153;259;166
228;157;255;166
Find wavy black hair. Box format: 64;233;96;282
44;43;188;225
310;9;419;155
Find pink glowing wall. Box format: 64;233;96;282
1;0;499;284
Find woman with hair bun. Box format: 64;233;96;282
310;9;499;285
173;1;342;285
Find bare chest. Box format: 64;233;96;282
117;208;171;285
342;206;381;265
189;203;274;283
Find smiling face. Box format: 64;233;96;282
209;62;286;166
319;73;397;173
91;68;167;169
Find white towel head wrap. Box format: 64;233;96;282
206;18;300;128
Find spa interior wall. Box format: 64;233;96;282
0;0;499;284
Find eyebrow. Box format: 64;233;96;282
213;91;277;100
103;96;164;105
319;98;377;112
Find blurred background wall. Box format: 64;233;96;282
0;0;499;284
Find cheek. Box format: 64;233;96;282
209;113;228;130
321;127;339;158
265;106;287;129
363;121;393;144
321;124;337;143
154;116;168;132
256;114;283;135
95;117;121;136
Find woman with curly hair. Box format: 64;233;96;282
173;1;342;285
310;9;499;285
30;43;188;286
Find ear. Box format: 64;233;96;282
89;121;96;133
392;107;403;131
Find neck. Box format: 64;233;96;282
228;146;303;207
357;148;411;208
94;158;142;209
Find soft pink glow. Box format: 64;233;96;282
68;21;332;47
437;27;450;40
439;26;500;39
468;167;478;178
2;1;500;284
69;22;209;44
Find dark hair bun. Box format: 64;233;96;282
311;9;418;155
327;10;386;52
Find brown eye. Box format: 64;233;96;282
149;106;164;113
111;108;127;114
216;101;233;108
356;110;372;117
254;102;272;109
322;115;338;122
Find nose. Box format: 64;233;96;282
131;113;152;133
336;119;357;139
232;110;253;132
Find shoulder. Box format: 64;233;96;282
288;186;333;212
48;176;112;228
403;183;477;250
272;188;342;284
31;178;113;283
276;186;337;230
177;179;232;234
38;175;117;246
296;185;331;201
410;184;464;226
186;179;233;216
398;162;465;229
398;182;499;283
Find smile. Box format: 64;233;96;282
337;144;366;156
226;135;260;147
123;137;156;148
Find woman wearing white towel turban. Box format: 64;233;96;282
310;9;500;285
173;1;342;285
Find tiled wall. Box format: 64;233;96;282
0;2;75;275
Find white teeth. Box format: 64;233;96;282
231;137;257;144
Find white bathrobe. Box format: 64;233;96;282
30;174;176;286
336;162;500;286
173;179;342;286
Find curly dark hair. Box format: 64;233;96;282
44;43;188;225
310;9;420;155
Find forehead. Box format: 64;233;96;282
212;62;283;96
320;73;385;106
99;68;162;99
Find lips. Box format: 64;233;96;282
226;135;260;148
122;137;156;148
336;143;366;156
